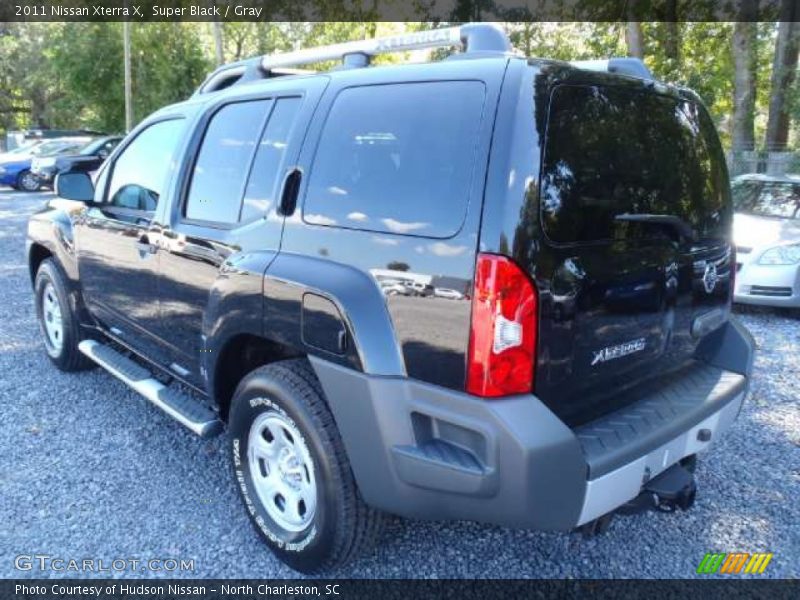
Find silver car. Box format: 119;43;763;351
732;174;800;308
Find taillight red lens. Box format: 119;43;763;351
466;253;538;398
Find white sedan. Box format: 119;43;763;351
732;174;800;308
434;287;464;300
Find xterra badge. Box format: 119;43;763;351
591;338;647;366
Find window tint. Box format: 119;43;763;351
240;97;301;222
185;100;270;224
541;85;730;243
304;81;486;238
108;119;184;212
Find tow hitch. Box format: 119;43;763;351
620;462;697;515
580;462;698;536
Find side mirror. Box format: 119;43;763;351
55;171;94;202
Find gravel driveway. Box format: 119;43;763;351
1;188;798;579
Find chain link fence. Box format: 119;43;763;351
727;149;800;178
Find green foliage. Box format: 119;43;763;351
0;20;795;150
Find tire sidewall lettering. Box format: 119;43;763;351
232;395;318;552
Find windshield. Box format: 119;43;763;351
732;180;800;219
31;140;82;156
9;142;39;154
79;138;107;155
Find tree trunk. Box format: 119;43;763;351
123;21;133;133
625;22;644;59
212;22;224;66
765;2;800;151
29;90;49;129
732;21;757;151
664;1;679;63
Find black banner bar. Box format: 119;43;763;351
0;0;779;23
3;579;799;600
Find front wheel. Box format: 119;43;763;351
229;359;384;573
17;169;41;192
34;259;93;371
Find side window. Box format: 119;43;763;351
240;97;301;223
107;119;184;212
303;81;486;238
184;100;271;224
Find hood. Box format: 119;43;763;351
734;212;800;249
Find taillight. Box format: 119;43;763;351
466;253;538;398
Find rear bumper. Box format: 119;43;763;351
311;318;754;531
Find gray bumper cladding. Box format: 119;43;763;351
310;318;755;531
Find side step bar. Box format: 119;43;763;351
78;340;223;438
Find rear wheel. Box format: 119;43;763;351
34;259;93;371
17;169;41;192
229;359;384;573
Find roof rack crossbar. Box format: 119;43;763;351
260;23;510;71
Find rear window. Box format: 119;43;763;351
540;85;730;244
303;81;486;238
732;180;800;219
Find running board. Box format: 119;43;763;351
78;340;222;438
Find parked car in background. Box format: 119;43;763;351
31;136;123;187
732;174;800;308
0;140;44;162
4;128;105;152
433;287;464;300
0;138;90;191
379;279;411;296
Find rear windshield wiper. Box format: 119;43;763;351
614;213;696;241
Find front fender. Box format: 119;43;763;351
26;199;83;286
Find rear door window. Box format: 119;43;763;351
540;85;730;244
303;81;486;238
184;99;271;224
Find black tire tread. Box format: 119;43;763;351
237;359;385;571
35;259;94;371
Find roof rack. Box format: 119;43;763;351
570;58;654;81
194;24;511;96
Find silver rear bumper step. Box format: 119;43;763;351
78;340;222;438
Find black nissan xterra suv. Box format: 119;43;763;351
28;24;754;573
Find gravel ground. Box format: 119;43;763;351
0;187;798;579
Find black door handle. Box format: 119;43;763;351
278;168;302;217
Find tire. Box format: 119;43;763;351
17;169;41;192
229;359;384;573
34;259;93;371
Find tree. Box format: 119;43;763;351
765;2;800;151
626;22;644;59
387;261;410;272
732;20;758;150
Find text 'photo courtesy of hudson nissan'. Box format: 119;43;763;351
3;7;799;595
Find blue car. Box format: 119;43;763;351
0;139;89;191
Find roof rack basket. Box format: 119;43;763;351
194;23;511;96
